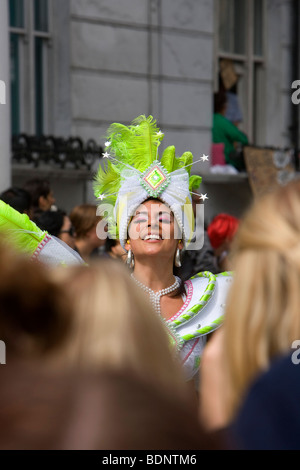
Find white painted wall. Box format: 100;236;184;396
0;0;11;192
264;0;294;148
69;0;215;208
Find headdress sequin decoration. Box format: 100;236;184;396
94;115;205;249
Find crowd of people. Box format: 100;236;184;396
0;114;299;450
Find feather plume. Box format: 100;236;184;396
94;115;165;205
160;146;176;173
178;152;193;175
94;115;202;227
0;201;47;255
189;175;202;191
127;115;162;169
105;115;163;173
93;160;120;206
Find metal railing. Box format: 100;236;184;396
12;134;103;170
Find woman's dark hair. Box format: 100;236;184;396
214;91;227;114
0;187;31;213
23;178;51;209
105;237;117;253
34;210;66;237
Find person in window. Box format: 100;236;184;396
219;59;244;128
212;91;249;171
225;85;244;128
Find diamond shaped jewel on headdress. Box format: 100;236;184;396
140;161;171;197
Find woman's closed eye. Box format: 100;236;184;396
132;217;148;225
159;213;173;224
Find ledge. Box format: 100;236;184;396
12;164;250;184
12;164;95;181
201;171;249;183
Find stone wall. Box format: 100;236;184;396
69;0;214;174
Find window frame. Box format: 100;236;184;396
9;0;53;136
214;0;266;144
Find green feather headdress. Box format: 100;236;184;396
93;115;203;244
94;115;202;204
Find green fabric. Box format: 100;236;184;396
212;113;248;166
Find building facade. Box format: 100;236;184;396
0;0;299;217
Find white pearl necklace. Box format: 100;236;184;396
131;274;181;316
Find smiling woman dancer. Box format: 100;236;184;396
94;115;232;385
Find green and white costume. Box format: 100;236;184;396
168;271;232;380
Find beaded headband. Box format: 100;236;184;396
94;115;207;249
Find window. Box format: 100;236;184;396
9;0;52;136
215;0;265;144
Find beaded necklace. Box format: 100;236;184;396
131;274;181;316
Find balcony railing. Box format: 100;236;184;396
12;134;103;171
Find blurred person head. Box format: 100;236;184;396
51;258;188;395
207;213;239;271
34;209;76;250
223;179;300;421
207;213;239;252
0;238;71;361
0;187;31;214
60;368;223;450
0;365;223;450
69;204;104;261
23;178;56;216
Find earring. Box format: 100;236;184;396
175;247;182;268
126;248;135;269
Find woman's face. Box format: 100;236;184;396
39;190;56;211
127;200;182;260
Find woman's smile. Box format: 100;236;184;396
143;236;162;243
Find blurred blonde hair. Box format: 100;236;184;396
224;179;300;420
52;258;187;393
0;238;71;359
